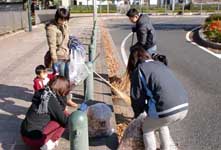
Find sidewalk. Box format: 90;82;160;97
0;15;117;150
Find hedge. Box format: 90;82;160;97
70;5;117;13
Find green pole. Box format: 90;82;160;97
85;62;94;101
27;0;32;32
69;110;89;150
89;38;95;62
93;29;97;58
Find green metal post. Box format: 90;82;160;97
89;40;95;62
85;62;94;101
69;110;89;150
27;0;32;32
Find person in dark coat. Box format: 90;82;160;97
21;76;71;150
127;45;189;150
126;8;157;55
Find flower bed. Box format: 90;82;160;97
204;14;221;43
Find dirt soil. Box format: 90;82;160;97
100;20;132;141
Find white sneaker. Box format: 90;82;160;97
40;140;56;150
54;140;59;147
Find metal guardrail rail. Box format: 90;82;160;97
69;17;98;150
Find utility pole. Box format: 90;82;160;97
164;0;167;14
200;2;203;15
182;0;185;15
27;0;32;32
93;0;97;22
107;0;109;13
172;0;175;12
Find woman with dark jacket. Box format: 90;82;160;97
127;46;189;150
21;76;71;150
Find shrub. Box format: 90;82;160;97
205;14;221;23
204;19;221;43
70;5;117;13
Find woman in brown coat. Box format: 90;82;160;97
46;8;77;108
46;8;70;76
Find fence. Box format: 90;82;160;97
132;3;221;14
70;5;117;13
34;9;56;24
0;11;28;35
70;3;221;14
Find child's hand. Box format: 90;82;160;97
67;99;78;108
65;107;68;112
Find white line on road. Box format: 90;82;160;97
121;32;133;66
186;26;221;59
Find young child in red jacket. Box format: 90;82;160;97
33;65;78;109
33;65;56;91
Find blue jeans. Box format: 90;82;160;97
53;60;69;79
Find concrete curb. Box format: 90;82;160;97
0;23;45;41
100;18;125;76
186;26;221;59
197;28;221;49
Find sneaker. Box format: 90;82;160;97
40;140;56;150
54;140;59;147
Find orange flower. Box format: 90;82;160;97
209;20;221;32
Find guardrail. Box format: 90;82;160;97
69;18;98;150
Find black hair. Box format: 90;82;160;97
35;65;46;75
55;8;70;22
126;45;151;80
126;8;139;17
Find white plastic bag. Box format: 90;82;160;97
87;103;114;138
68;36;89;85
118;113;146;150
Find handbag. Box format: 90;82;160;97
139;70;159;118
44;51;52;68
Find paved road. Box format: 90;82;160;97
105;16;221;150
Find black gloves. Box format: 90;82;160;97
152;53;168;66
132;26;137;32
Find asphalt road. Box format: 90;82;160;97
105;16;221;150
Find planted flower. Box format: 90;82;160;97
204;14;221;43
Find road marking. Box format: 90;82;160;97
121;32;133;66
186;27;221;59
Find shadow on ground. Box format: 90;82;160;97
0;84;33;102
0;85;32;149
89;133;119;150
107;23;200;31
0;84;32;116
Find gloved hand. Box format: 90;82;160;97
132;26;137;32
152;53;168;66
79;102;88;112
